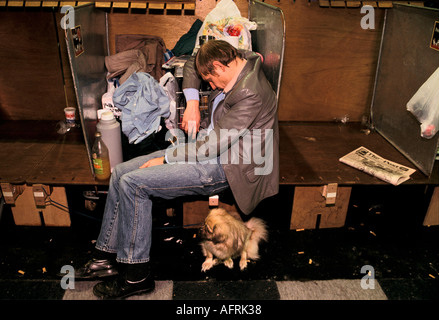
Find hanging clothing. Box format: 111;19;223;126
113;72;170;144
171;19;203;56
115;34;167;82
105;49;147;85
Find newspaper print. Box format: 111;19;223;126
339;146;416;186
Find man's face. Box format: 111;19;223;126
201;62;229;90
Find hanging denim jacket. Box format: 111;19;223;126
113;72;170;144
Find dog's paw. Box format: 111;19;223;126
239;259;248;271
223;258;234;269
201;258;217;272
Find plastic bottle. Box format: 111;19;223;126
92;132;111;180
96;111;123;171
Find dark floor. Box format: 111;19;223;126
0;184;438;302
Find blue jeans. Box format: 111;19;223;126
95;149;229;264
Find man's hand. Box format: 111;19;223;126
182;100;201;139
139;156;165;169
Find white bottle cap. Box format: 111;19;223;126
101;111;115;121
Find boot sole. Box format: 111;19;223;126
93;282;156;300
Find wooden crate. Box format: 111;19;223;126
10;185;71;227
290;185;351;230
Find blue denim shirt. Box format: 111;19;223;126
113;72;170;144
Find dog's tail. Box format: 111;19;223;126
244;218;268;260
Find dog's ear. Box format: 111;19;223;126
212;225;227;244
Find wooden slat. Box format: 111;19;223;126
319;0;410;8
3;0;405;11
130;1;146;8
42;1;59;6
330;1;346;7
184;2;194;10
112;1;128;8
0;1;207;15
148;2;164;9
346;1;361;7
60;1;76;6
8;1;24;6
25;1;42;7
377;1;393;8
362;1;378;7
166;2;181;10
95;1;112;8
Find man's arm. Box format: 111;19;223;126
165;89;266;164
181;56;202;136
181;89;200;139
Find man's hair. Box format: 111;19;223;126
195;40;242;77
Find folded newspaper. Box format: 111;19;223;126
339;146;416;186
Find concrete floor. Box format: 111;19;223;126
0;184;438;304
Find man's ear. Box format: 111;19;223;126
212;61;226;73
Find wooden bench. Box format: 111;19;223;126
278;122;439;229
0;120;97;226
1;120;437;228
181;121;439;229
0;120;97;186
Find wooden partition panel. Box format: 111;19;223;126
101;0;386;122
267;0;385;122
1;1;386;123
0;11;67;121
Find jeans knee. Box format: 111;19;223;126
119;173;131;189
112;162;125;178
119;173;140;196
111;162;131;186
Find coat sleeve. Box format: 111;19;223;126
164;88;264;164
182;56;201;91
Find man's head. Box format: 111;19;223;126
195;40;243;90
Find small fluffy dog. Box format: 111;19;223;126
199;208;268;272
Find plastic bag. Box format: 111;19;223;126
194;0;257;51
407;66;439;139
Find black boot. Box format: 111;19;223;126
93;262;155;299
74;249;118;279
